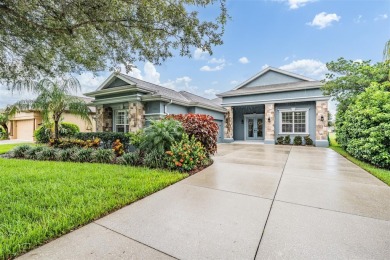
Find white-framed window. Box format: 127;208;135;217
115;110;129;133
279;109;308;134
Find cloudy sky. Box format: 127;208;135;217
1;0;389;114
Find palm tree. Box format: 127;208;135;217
0;105;18;135
12;78;91;140
384;40;390;61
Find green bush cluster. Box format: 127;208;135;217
336;82;390;168
74;132;128;148
293;136;302;145
276;135;313;146
34;122;80;143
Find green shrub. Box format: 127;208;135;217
24;146;45;160
140;119;184;154
165;133;207;172
283;135;291;145
126;130;144;148
60;122;80;137
304;135;314;145
50;138;101;149
293;136;302;145
143;149;166;169
74;132;128;148
337;82;390;168
166;114;219;156
117;151;142;166
36;147;57;161
0;125;7;140
92;149;115;164
276;136;284;145
55;147;78;161
34;124;52;143
71;148;94;163
10;144;31;158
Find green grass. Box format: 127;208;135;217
0;143;33;154
0;159;187;258
329;133;390;186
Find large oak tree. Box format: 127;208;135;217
0;0;227;85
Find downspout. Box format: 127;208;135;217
164;99;173;115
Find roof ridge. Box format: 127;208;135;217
119;73;180;94
179;90;214;101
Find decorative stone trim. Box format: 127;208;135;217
224;107;233;139
129;101;145;132
316;100;328;141
265;103;275;143
96;105;113;132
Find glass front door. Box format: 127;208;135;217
246;116;264;140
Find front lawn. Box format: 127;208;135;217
329;133;390;186
0;143;33;154
0;159;187;259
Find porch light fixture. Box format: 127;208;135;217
320;115;324;121
267;117;271;123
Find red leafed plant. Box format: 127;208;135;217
166;114;219;155
112;139;124;156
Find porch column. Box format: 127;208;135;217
128;101;145;132
96;105;104;132
315;100;329;147
224;106;234;142
264;103;275;144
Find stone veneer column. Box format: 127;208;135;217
223;107;234;142
95;105;104;132
128;101;145;132
264;103;275;144
315;100;329;147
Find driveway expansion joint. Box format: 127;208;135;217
93;222;179;260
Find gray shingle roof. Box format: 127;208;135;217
118;74;225;112
218;81;323;97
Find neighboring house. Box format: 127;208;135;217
7;97;96;141
217;67;330;147
84;73;227;142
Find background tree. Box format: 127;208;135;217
384;40;390;61
0;105;17;134
0;0;227;86
12;78;91;140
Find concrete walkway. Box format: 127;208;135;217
20;144;390;259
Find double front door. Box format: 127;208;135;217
246;116;264;140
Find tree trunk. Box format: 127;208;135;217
54;120;59;140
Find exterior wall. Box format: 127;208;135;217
106;78;128;88
232;105;265;141
224;107;233;141
243;71;302;88
62;113;95;132
222;88;323;105
315;100;329;147
194;107;225;121
166;103;188;114
128;101;145;132
274;101;316;144
264;104;275;144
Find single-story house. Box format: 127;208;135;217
7;97;96;141
217;66;329;147
85;66;329;146
84;73;227;142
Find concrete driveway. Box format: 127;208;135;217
20;144;390;259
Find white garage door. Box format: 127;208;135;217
16;120;34;141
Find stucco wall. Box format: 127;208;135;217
166;103;188;114
62;113;95;132
243;71;302;88
106;78;129;88
274;101;316;143
194;107;225;120
233;105;265;141
223;88;323;105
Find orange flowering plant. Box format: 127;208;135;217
112;139;124;156
165;133;207;172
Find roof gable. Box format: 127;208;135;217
234;67;314;90
96;73;136;91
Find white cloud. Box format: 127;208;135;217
161;76;198;93
200;64;225;72
374;14;388;21
353;15;364;24
212;81;219;85
307;12;341;29
279;59;328;80
238;57;250;64
274;0;316;10
261;64;269;70
0;87;36;108
126;67;143;80
143;62;160;84
75;72;108;93
203;88;219;98
230;80;239;85
284;56;290;61
194;48;208;60
208;58;225;64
